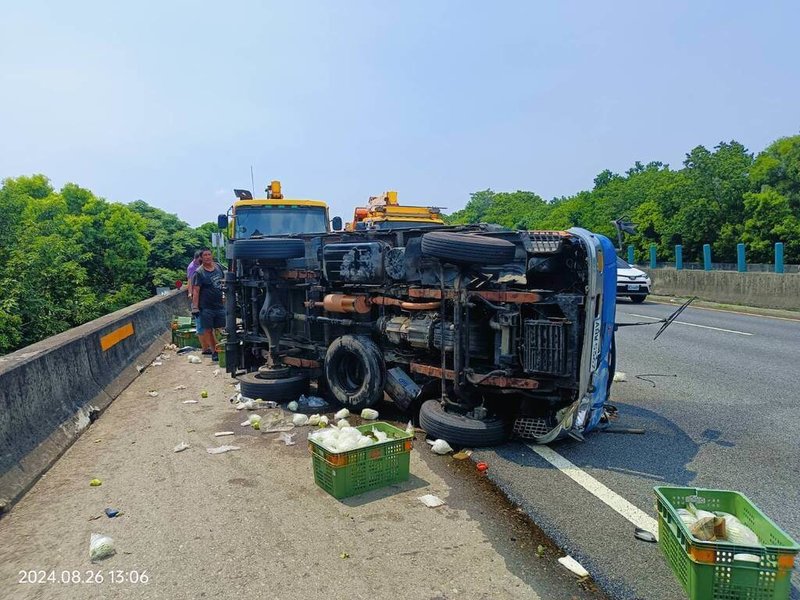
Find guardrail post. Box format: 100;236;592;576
649;244;657;269
627;245;635;265
675;245;683;270
775;242;784;274
737;243;746;272
703;244;712;271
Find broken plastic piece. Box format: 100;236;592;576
558;555;589;578
174;442;190;453
278;432;297;446
476;461;489;474
634;527;657;543
214;431;235;437
89;533;116;561
152;361;163;366
452;449;473;460
89;478;102;487
174;384;187;390
188;355;202;364
104;508;120;518
147;391;159;397
206;445;241;454
613;371;627;382
418;494;445;508
182;400;198;404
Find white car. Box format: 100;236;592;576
616;256;651;303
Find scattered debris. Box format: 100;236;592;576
147;391;159;397
88;515;103;521
340;552;350;559
634;527;657;543
241;415;263;427
292;414;309;426
427;439;453;455
206;445;241;454
360;408;379;420
188;355;202;364
261;425;295;434
89;533;116;561
476;461;489;475
336;418;351;428
152;361;163;366
104;508;120;518
558;555;589;578
174;384;187;390
176;346;195;354
319;415;329;426
287;401;299;411
307;414;321;426
182;400;199;404
93;439;102;444
200;390;208;398
213;368;220;377
418;494;446;508
235;383;241;392
252;421;260;430
89;479;102;487
452;449;473;460
135;364;145;373
334;408;350;420
174;442;190;453
536;544;545;557
214;431;234;437
164;344;177;351
635;373;677;387
278;432;297;446
613;371;627;382
405;421;415;436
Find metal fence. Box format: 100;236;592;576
628;242;796;274
640;261;800;274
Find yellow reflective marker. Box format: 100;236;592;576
100;322;134;351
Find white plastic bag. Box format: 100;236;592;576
429;439;453;455
360;408;379;420
406;421;415;436
334;408;350;420
206;445;241;454
173;442;190;453
336;418;351;428
188;355;202;364
292;413;309;426
287;401;299;411
307;414;321;426
319;415;329;426
89;533;116;561
279;432;297;446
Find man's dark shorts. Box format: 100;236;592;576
200;308;225;330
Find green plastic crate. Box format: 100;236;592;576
655;486;799;600
309;422;413;499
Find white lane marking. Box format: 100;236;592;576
530;445;659;538
627;313;753;336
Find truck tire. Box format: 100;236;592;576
421;231;516;266
230;238;305;260
324;335;385;410
238;371;309;402
419;400;509;447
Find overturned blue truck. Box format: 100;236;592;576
219;196;618;446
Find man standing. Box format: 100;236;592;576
191;249;226;361
186;250;212;354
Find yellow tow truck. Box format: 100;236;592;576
218;180;341;240
346;190;444;231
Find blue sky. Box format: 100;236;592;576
1;0;798;226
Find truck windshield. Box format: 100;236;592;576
235;206;328;237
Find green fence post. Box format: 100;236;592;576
627;245;635;264
737;243;746;272
675;245;683;270
649;244;657;269
775;242;784;274
703;244;712;271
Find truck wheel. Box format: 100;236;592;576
421;231;516;266
230;238;305;260
238;371;309;402
419;400;509;447
324;335;385;410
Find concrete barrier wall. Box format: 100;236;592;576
645;269;800;311
0;290;189;512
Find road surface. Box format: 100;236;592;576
478;299;800;599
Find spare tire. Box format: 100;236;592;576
419;399;509;447
238;371;309;402
324;335;385;410
421;231;516;266
230;238;305;260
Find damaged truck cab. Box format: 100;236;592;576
224;192;617;445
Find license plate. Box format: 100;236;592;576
628;284;640;291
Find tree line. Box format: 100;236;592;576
0;175;215;354
447;135;800;266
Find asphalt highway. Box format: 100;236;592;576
477;299;800;599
